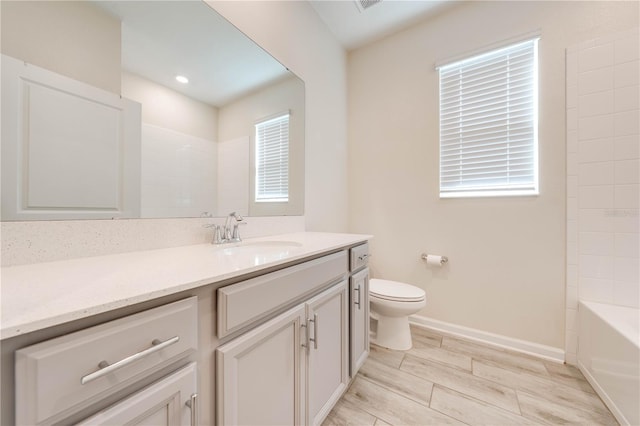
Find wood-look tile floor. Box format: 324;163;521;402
323;326;618;426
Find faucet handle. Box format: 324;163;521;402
213;225;224;244
204;224;223;244
232;222;247;241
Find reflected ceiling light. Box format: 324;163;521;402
175;75;189;84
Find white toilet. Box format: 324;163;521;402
369;279;426;350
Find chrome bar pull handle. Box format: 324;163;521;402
80;336;180;385
315;313;319;349
309;313;319;350
354;285;362;310
186;393;198;426
301;322;308;349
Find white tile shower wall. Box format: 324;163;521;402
566;27;640;363
217;136;250;217
140;123;217;218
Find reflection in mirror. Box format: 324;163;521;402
0;0;304;221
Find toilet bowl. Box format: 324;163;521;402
369;279;426;350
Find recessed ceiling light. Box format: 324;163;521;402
176;75;189;84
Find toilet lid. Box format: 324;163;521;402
370;279;426;302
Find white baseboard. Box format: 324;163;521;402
565;352;577;365
409;314;565;363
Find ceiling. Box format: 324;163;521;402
309;0;455;50
94;1;291;107
89;0;454;106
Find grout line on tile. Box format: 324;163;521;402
514;383;524;416
429;385;475;426
428;381;435;408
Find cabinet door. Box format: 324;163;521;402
306;280;349;426
76;363;197;425
217;305;307;426
350;268;370;377
1;54;141;221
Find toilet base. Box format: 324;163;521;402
370;314;412;350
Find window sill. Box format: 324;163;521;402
439;189;539;199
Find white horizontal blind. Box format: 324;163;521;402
255;113;289;202
439;38;539;197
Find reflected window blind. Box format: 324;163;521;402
439;38;539;197
255;113;289;202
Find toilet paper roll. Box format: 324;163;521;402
425;255;445;266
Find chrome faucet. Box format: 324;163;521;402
203;223;223;244
223;212;245;243
203;212;245;245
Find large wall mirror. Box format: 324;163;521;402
0;0;304;221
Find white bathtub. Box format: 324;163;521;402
578;301;640;426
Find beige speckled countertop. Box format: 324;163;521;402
1;232;371;340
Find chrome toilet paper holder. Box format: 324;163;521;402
420;253;449;264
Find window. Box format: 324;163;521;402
255;113;289;202
439;38;539;198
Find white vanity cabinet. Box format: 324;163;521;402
305;280;350;425
349;243;370;377
14;297;198;425
216;252;350;426
4;234;373;425
217;304;307;425
349;267;370;376
76;363;197;425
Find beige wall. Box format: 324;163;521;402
209;1;348;231
218;76;305;216
348;1;639;348
0;1;120;93
122;72;218;142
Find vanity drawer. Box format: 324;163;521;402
15;297;198;425
218;251;348;338
350;243;370;272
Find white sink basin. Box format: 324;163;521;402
238;241;302;249
213;241;303;266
